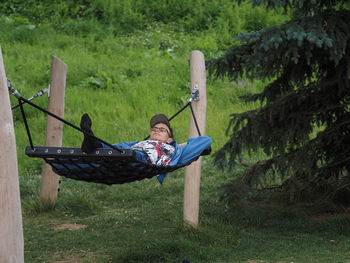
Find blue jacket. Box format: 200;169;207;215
107;136;212;183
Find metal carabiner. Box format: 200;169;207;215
189;84;199;102
7;79;22;99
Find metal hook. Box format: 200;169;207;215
7;79;22;99
9;79;50;110
189;84;199;102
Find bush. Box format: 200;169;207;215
0;0;287;36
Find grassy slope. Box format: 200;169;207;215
2;4;350;263
5;24;257;175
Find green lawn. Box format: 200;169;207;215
21;165;350;263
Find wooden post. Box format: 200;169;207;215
0;47;24;262
183;51;207;227
40;56;67;207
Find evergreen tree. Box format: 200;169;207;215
209;0;350;203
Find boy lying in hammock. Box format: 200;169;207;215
80;113;212;183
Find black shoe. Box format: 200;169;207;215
80;113;102;153
201;146;211;156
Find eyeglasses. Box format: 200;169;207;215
151;126;170;136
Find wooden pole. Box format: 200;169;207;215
183;50;207;227
40;56;67;207
0;47;24;262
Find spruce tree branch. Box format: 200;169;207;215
212;2;350;202
208;10;350;81
220;76;349;161
234;113;350;188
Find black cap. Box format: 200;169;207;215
150;114;173;138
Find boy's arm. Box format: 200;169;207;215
177;136;212;164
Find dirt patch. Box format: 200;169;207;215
53;223;87;231
53;254;85;263
51;251;97;263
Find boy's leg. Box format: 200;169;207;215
80;113;102;153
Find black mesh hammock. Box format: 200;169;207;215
9;81;206;185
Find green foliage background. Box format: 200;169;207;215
0;0;286;176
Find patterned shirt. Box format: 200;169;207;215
131;140;175;165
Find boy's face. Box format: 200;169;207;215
149;123;173;143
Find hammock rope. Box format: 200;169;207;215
9;80;201;151
9;80;205;184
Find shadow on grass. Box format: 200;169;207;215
219;199;350;237
113;238;208;263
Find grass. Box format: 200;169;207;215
2;3;350;263
21;165;350;263
2;21;264;175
